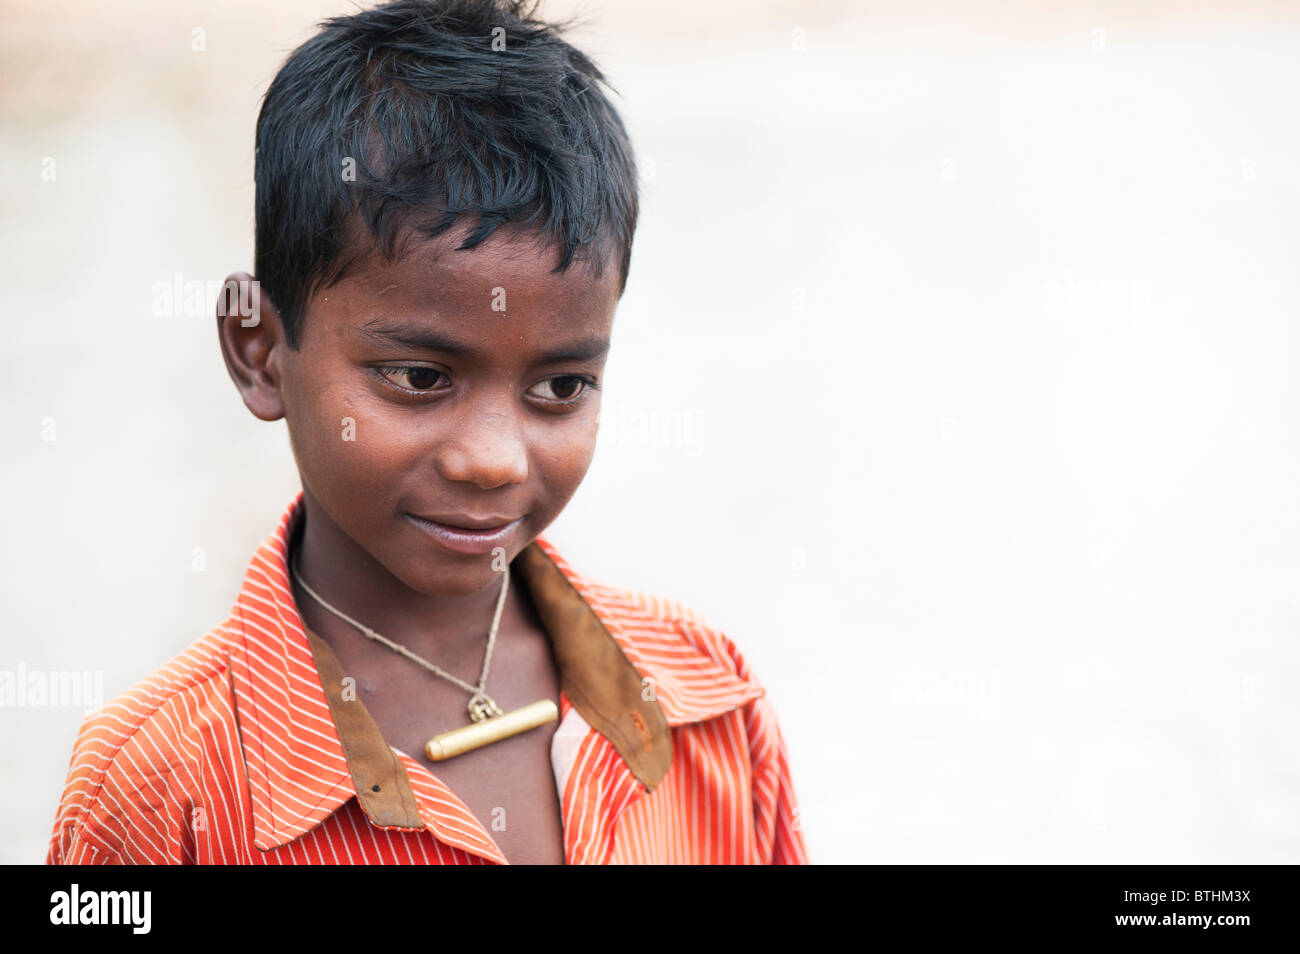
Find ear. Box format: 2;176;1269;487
216;272;287;422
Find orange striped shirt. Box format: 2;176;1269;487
47;493;809;864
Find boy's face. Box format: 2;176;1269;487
219;224;619;598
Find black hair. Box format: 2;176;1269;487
253;0;638;348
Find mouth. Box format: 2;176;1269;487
404;512;524;555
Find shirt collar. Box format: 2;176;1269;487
222;492;763;852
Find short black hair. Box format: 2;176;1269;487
254;0;639;348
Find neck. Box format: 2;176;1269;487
288;491;519;665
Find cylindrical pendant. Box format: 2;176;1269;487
425;698;559;761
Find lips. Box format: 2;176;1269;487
417;513;521;531
403;512;525;555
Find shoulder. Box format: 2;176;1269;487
532;537;774;723
81;628;235;765
581;577;776;730
48;628;238;860
601;582;799;800
607;584;763;684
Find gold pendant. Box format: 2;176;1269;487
425;699;559;762
467;691;504;723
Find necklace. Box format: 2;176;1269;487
290;554;558;761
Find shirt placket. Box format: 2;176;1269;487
395;753;511;865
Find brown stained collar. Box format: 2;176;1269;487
512;541;673;790
302;624;425;829
302;540;674;830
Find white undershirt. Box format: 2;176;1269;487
549;705;593;805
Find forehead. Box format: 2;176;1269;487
317;222;620;342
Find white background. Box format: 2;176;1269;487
2;0;1298;863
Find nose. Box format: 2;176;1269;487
435;405;529;490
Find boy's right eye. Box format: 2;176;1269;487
375;366;445;393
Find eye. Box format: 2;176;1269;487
528;374;598;405
375;366;446;393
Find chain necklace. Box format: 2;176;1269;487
290;553;558;761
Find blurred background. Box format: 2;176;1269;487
3;0;1298;864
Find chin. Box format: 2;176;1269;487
398;550;508;594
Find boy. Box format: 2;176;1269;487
47;0;807;865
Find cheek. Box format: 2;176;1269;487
528;412;600;497
286;374;414;497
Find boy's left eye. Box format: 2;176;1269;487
526;375;597;404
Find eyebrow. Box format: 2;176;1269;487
359;317;610;363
